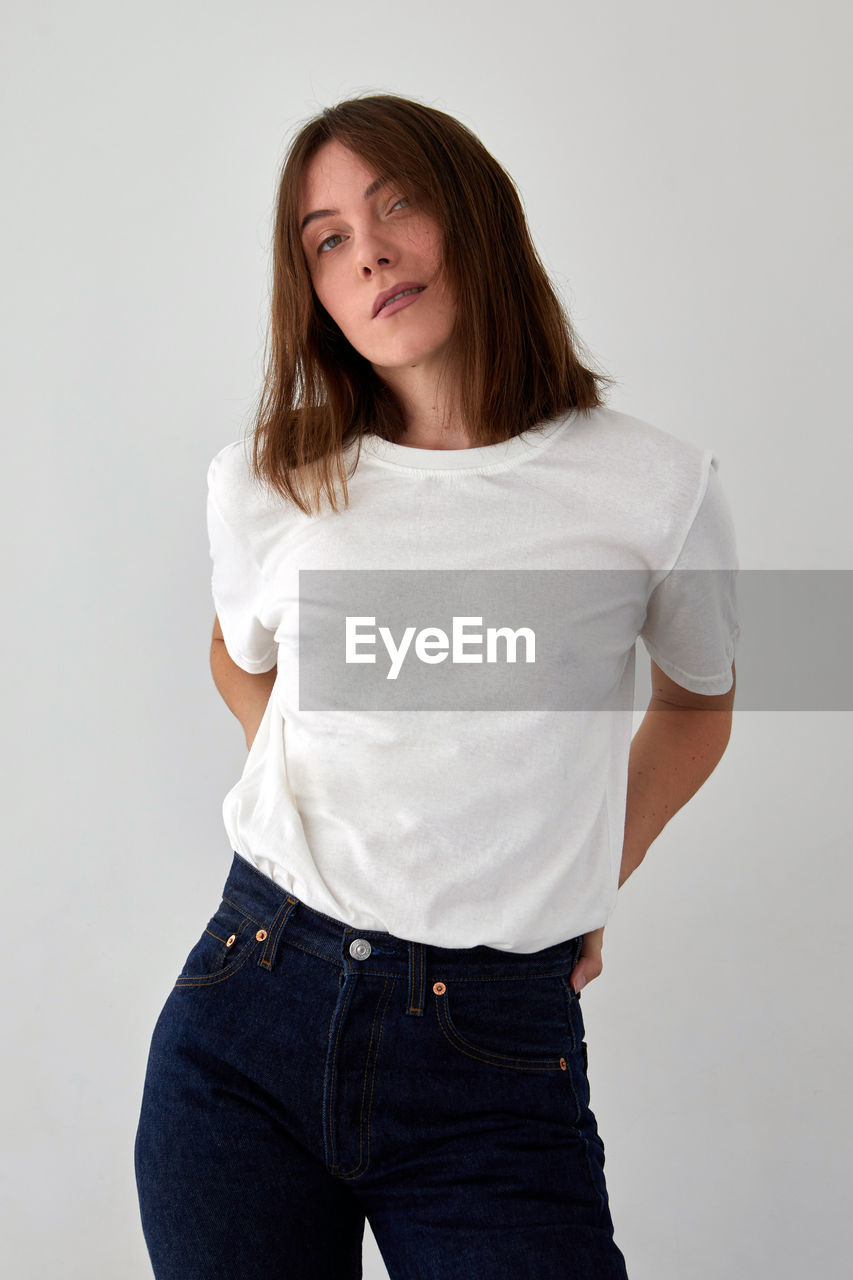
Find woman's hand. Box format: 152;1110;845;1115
570;926;604;994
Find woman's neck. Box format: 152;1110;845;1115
395;422;473;450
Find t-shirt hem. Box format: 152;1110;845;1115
218;634;277;674
644;624;741;695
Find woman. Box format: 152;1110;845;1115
134;93;739;1279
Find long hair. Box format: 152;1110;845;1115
248;92;615;515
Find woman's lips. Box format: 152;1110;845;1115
375;288;426;319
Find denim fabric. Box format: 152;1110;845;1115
134;851;629;1279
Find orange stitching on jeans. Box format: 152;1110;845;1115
259;898;295;970
221;894;264;928
338;976;396;1180
174;934;262;988
325;971;355;1171
433;988;567;1072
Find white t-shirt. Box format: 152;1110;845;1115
206;405;740;953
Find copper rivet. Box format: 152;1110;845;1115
433;981;446;995
256;929;267;941
225;934;236;947
560;1058;567;1070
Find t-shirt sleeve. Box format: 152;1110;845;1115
639;454;741;695
206;457;278;674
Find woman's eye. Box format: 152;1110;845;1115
317;197;409;254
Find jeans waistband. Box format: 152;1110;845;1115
224;849;584;1001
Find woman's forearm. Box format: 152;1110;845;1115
619;703;734;888
210;639;277;749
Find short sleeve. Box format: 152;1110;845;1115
206;458;278;674
639;454;741;695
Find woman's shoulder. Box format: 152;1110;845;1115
570;404;707;466
563;404;714;504
206;437;285;530
207;436;251;496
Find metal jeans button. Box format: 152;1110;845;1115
349;937;372;960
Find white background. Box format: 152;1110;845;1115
2;1;850;1276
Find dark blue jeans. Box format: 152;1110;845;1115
134;851;629;1279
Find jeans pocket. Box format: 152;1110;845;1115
173;895;267;989
558;973;587;1052
432;973;573;1073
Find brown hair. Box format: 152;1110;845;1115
247;92;615;515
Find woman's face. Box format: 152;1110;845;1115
298;140;457;377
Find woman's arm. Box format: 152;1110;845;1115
209;614;277;750
619;658;736;888
569;659;736;994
